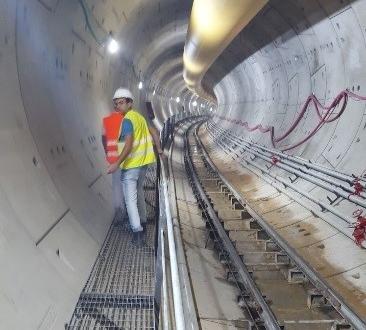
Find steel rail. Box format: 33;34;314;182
160;157;185;330
195;125;366;330
184;125;282;330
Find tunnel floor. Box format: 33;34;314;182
170;124;249;329
197;123;366;326
66;168;158;329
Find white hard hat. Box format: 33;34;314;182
113;88;133;100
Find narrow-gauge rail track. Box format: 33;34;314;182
183;120;363;330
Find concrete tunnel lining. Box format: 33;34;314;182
2;0;366;328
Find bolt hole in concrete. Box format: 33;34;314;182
32;156;39;167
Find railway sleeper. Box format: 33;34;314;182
240;251;287;265
287;267;308;284
190;129;359;330
220;185;230;194
217;209;251;220
229;228;270;241
330;321;352;330
307;289;334;309
235;240;279;252
223;219;259;231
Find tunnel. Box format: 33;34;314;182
2;0;366;329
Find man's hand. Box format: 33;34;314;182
107;162;120;174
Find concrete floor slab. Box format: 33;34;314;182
185;245;245;321
277;216;339;248
252;194;293;214
200;319;250;329
173;142;248;329
298;233;366;278
202;135;366;321
256;279;338;323
181;225;208;249
261;202;313;229
245;186;279;202
327;263;366;318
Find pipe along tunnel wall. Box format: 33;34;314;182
1;0;366;328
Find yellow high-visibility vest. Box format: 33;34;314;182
118;109;156;169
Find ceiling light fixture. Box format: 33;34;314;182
107;37;120;54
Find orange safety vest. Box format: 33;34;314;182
103;112;124;164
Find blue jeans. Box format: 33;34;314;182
112;169;125;212
120;165;148;232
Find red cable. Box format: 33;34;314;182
218;89;364;152
351;209;366;247
267;155;280;169
349;178;364;198
271;155;279;165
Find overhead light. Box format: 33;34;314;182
192;101;197;106
153;90;156;95
138;81;143;90
176;97;180;103
107;38;119;54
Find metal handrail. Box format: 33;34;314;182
167;141;200;330
157;116;201;330
159;156;185;330
160;228;170;330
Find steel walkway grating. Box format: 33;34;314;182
67;166;157;329
84;224;155;296
67;295;155;329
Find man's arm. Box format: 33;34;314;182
148;126;163;154
101;125;107;154
102;135;107;154
107;134;133;173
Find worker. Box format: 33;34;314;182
102;89;126;220
107;88;163;245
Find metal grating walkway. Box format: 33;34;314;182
67;167;157;329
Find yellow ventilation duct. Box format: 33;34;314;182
183;0;268;100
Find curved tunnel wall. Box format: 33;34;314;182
0;0;162;328
207;0;366;173
3;0;366;328
203;0;366;225
0;0;196;327
1;1;120;328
